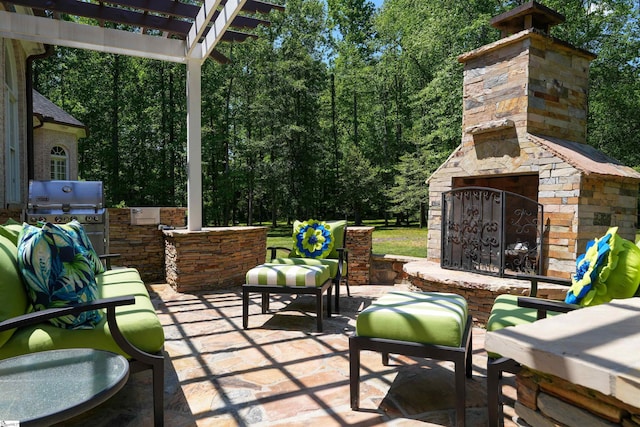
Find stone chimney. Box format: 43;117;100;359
427;1;640;278
459;1;595;145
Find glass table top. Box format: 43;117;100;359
0;348;129;425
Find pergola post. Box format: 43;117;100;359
186;57;202;231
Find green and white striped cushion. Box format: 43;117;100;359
246;264;330;288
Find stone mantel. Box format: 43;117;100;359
485;298;640;408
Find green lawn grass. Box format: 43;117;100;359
266;220;428;258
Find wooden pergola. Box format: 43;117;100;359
0;0;283;230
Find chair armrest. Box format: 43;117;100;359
517;296;580;320
504;273;572;297
99;253;121;270
267;246;291;261
0;296;135;333
0;295;162;366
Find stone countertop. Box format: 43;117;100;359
485;298;640;409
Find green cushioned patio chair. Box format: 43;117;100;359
268;219;349;312
487;227;640;426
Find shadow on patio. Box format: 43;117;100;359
58;284;517;426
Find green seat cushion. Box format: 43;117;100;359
0;235;29;347
271;257;340;278
487;295;546;331
0;268;164;360
246;264;330;288
356;291;468;347
486;294;561;358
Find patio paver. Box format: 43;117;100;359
55;284;518;426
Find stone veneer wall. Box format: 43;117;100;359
107;207;186;282
515;367;640;426
2;207;375;290
345;226;374;286
370;254;421;285
163;226;267;293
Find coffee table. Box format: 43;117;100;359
0;348;129;426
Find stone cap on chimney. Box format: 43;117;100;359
491;0;565;37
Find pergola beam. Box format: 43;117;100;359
186;0;222;57
0;11;186;63
201;0;247;62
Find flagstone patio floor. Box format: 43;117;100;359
58;283;518;426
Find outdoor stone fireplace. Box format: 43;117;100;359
427;1;640;279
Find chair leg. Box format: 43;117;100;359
316;289;324;332
487;357;521;427
349;336;360;409
262;292;269;313
334;278;340;314
455;354;466;427
152;357;165;427
466;330;473;378
242;288;249;329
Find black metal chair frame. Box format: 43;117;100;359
267;223;349;313
487;274;575;427
242;278;333;332
0;296;165;427
349;316;473;427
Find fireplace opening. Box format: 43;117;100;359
441;184;543;277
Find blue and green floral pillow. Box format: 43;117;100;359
292;219;334;259
60;220;105;275
17;223;102;329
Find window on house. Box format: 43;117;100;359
4;42;20;204
50;146;68;180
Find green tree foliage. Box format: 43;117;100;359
33;0;640;225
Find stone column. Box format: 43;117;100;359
346;226;374;286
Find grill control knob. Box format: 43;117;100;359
71;216;77;221
39;217;47;223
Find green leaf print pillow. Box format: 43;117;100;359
17;223;102;329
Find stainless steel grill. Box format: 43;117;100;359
25;180;108;255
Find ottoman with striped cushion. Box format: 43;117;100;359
242;263;332;332
349;291;472;427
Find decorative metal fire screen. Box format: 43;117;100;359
441;187;543;276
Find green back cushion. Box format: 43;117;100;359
0;218;23;246
291;219;346;260
0;235;29;347
17;223;102;329
356;291;468;347
566;227;640;306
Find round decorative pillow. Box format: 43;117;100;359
588;229;640;306
566;227;640;306
565;228;613;305
293;219;334;259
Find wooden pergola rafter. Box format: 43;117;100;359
0;0;283;230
